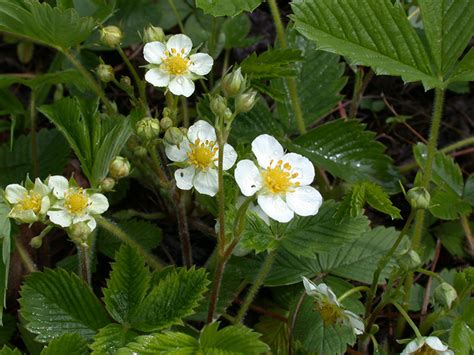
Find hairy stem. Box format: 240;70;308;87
207;256;227;323
167;0;185;33
176;191;192;267
29;91;39;178
77;244;91;285
338;285;370;303
392;301;422;338
15;238;37;273
460;214;474;257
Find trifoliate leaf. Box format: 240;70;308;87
40;334;88;355
241;49;304;79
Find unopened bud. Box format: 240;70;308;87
136;117;160;141
97;64;114;83
222;68;245;97
162;107;176;120
406;187;431;210
100;177;116;192
434;282;457;309
223;108;233;122
235;90;257;113
68;222;92;245
160;116;173;131
17;41;34;64
100;26;123;47
109;156;131;179
120;75;132;87
134;146;148;158
164;127;184;146
143;26;165;43
180;127;188;136
30;235;43;249
396;250;421;271
210;95;228;118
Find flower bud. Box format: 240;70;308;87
97;64;115;83
30;235;43;249
223;108;233;122
180;127;188;136
100;177;116;192
160;116;173;131
120;75;132;87
235;90;257;113
17;41;34;64
406;187;431;210
222;68;245;97
134;146;148;158
136;117;160;142
68;222;92;245
100;26;123;47
143;25;165;43
210;95;228;118
164;127;184;146
127;135;140;150
109;156;131;179
434;282;457;309
396;250;421;271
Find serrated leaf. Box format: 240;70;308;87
429;187;471;220
196;0;262;17
0;0;95;49
97;219;162;259
254;312;289;354
463;174;474;206
365;182;401;219
291;0;440;89
419;0;474;77
0;202;10;325
103;245;151;324
450;48;474;82
130;268;209;332
0;346;21;355
0;129;69;187
0;70;88;91
91;324;138;355
289;119;400;193
20;268;109;342
273;30;347;132
222;15;258;49
40;334;88;355
241;49;303;79
449;320;473;355
117;331;198;355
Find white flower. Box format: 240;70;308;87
46;176;109;231
165;120;237;197
4;178;51;224
302;277;364;336
401;336;454;355
234;134;323;223
143;34;213;97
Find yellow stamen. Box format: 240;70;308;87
414;344;437;355
65;188;89;215
19;191;41;213
262;160;299;194
187;139;218;171
162;51;190;75
315;300;344;326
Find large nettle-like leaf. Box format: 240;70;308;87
0;0;95;49
289;119;401;193
196;0;262;17
19;268;110;342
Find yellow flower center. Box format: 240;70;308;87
315;300;344;326
187;139;218;171
262;160;300;194
162;49;190;75
19;192;41;213
65;189;89;215
414;344;437;355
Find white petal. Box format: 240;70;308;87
257;194;294;223
187;120;216;144
189;53;213;75
425;337;448;352
251;204;270;225
344;310;365;335
40;196;50;215
33;178;50;196
168;76;195;97
10;209;38;224
48;176;69;199
286;186;323;217
234;160;262;197
165;139;190;162
175;166;195;191
5;184;27;204
143;41;166;64
194;169;218;196
316;283;339;305
281;152;315;186
166;34;193;57
145;68;170;87
87;193;109;215
401;338;425;354
48;210;73;228
302;276;319;296
87;217;97;231
221;143;237;170
251;134;284;169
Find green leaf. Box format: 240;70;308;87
103;245;151;324
0;0;95;49
0;70;88;91
289;119;401;193
436;221;473;258
0;346;21;355
117;331;198;355
429;188;471;220
40;334;88;355
91;324;138;355
0;314;16;345
222;15;257;49
241;49;303;79
419;0;474;77
0;129;69;187
20;268;110;342
449;320;474;355
97;219;162;259
463;174;474;206
450;48;474;82
196;0;262;17
273;30;347;132
254;313;289;354
0;202;10;325
291;0;440;89
130;268;209;332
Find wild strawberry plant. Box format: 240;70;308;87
0;0;473;354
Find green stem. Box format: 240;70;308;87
235;249;277;323
180;96;189;127
62;49;115;114
167;0;185;33
267;0;306;135
391;301;422;338
148;144;170;186
176;191;193;267
29;91;39;178
15;238;37;273
460;214;474;256
207;255;227;323
96;216;164;270
416;268;444;283
30;224;53;248
338;285;370;303
117;46;147;109
77;244;91;284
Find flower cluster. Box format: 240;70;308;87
4;176;109;232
